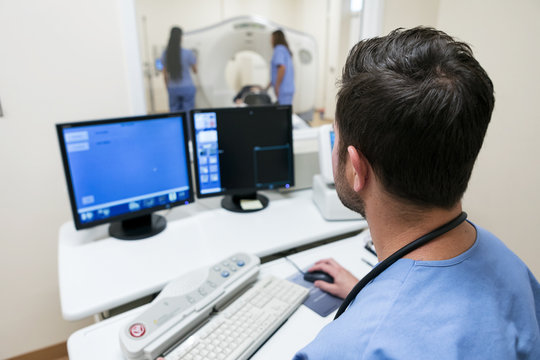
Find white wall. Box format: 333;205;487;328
0;0;137;357
383;0;540;276
383;0;439;32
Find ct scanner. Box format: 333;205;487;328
182;16;318;118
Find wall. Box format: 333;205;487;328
382;0;439;32
0;0;137;357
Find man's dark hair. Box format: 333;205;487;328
336;27;495;209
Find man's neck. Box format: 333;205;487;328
367;200;476;262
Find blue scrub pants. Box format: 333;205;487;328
168;85;196;113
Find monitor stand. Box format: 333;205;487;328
221;193;269;213
109;214;166;240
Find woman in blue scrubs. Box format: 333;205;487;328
269;30;295;105
162;27;197;113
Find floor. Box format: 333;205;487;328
8;343;69;360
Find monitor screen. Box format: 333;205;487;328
191;105;294;212
56;113;194;239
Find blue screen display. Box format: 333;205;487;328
330;130;335;150
62;116;191;224
193;112;223;195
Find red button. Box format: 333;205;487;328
129;323;146;338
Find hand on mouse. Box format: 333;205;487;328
308;258;358;299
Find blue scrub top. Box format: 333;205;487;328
162;48;196;89
271;44;295;104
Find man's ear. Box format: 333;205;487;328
347;146;369;192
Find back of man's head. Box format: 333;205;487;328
336;27;495;209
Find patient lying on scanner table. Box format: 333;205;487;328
233;85;272;106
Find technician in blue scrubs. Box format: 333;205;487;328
162;27;197;113
294;27;540;359
269;30;294;105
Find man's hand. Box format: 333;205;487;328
308;258;358;299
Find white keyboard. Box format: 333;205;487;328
163;276;309;360
120;253;261;360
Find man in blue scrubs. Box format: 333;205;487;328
294;27;540;359
270;30;295;105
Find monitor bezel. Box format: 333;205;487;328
56;112;195;231
318;124;335;184
190;105;295;199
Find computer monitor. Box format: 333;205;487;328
190;105;294;212
56;112;194;240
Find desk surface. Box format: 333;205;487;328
59;189;367;321
67;231;375;360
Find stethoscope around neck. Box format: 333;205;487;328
334;211;468;320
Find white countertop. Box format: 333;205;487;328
59;189;367;320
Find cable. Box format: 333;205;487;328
284;256;305;275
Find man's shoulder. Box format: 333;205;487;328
363;224;540;359
473;222;533;273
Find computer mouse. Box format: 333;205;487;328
303;270;334;283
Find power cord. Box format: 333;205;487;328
284;256;305;275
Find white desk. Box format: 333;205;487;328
59;189;367;321
67;231;375;360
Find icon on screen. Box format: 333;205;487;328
98;208;111;217
143;198;155;208
129;202;140;211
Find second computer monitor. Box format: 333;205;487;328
191;105;294;212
